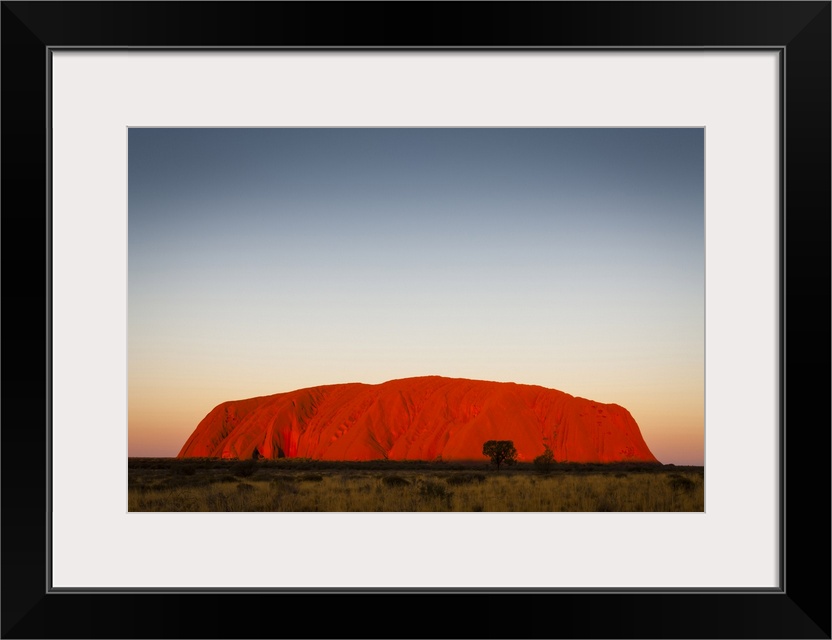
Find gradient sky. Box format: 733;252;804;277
128;128;704;465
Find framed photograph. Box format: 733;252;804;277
2;2;829;638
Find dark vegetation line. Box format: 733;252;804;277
129;457;699;474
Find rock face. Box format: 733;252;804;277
177;376;659;463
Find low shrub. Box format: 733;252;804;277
159;474;212;489
533;446;556;472
232;460;257;478
668;474;696;493
169;462;196;476
418;480;450;499
445;473;486;486
382;475;410;487
270;477;298;494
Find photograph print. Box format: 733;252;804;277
128;127;704;512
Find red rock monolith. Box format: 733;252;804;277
177;376;659;463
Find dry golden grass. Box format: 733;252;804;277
128;464;703;512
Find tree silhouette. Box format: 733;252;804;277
482;440;518;471
533;445;555;472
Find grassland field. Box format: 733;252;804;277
128;458;704;512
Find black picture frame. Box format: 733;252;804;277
2;2;829;638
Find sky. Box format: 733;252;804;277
128;128;704;465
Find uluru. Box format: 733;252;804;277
177;376;659;464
